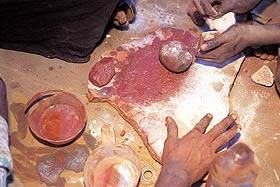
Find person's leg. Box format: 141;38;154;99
275;47;280;94
250;0;280;61
0;78;12;185
0;0;122;63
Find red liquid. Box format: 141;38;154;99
92;157;138;187
39;104;81;141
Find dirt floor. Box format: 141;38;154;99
0;0;279;186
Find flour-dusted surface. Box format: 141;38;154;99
88;27;245;161
1;0;278;186
230;57;280;187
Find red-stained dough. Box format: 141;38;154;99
89;57;115;87
159;41;194;73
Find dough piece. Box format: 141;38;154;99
159;41;194;73
201;31;219;41
251;65;274;87
205;12;236;33
89;57;115;88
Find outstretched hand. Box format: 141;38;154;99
155;113;240;187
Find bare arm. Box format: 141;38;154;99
155;165;192;187
247;24;280;47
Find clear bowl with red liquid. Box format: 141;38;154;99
25;90;86;145
83;125;141;187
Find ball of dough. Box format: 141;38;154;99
159;41;194;73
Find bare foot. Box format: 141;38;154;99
113;0;136;29
0;78;8;121
254;45;278;61
114;10;129;27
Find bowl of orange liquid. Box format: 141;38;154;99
25;90;86;145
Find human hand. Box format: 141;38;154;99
191;0;261;19
186;0;205;26
191;0;220;19
155;113;240;187
214;0;262;17
197;24;251;63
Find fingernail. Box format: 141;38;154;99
165;117;171;124
237;124;242;131
230;114;237;120
207;113;213;119
200;43;207;50
237;128;241;133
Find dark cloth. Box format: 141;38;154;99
0;0;121;63
251;0;280;24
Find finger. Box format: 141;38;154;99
187;5;205;26
193;113;213;133
165;116;178;141
215;1;234;17
206;114;237;141
201;0;218;18
193;0;206;16
210;124;240;152
196;53;217;61
200;36;224;51
196;49;226;63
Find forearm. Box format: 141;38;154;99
155;166;192;187
247;24;280;47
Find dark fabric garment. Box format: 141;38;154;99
0;0;121;63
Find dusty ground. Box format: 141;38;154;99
0;0;279;186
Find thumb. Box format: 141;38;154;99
165;116;178;141
214;1;234;17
